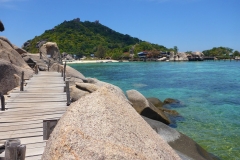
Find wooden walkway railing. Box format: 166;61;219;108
0;70;69;160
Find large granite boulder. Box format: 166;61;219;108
0;37;30;69
49;63;87;83
39;42;61;61
170;52;188;61
0;60;32;94
176;52;188;61
23;53;49;70
69;85;89;102
0;20;4;32
147;97;180;127
75;82;99;93
143;116;218;160
126;90;171;125
0;37;33;94
192;51;204;57
169;51;175;61
42;84;180;160
147;97;164;108
13;45;27;55
87;77;110;87
62;53;74;60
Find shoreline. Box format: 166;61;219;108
66;59;119;64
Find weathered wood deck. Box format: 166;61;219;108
0;71;67;160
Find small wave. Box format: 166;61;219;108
132;83;148;88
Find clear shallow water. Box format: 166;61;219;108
69;61;240;160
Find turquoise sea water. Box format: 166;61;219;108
69;61;240;160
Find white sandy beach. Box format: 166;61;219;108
66;59;119;64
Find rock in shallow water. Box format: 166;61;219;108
127;90;171;125
142;116;218;160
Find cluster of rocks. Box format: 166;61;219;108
0;38;218;159
169;52;189;61
62;52;74;61
169;52;204;61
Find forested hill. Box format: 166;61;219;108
23;19;168;57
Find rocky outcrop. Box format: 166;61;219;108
39;42;61;61
164;98;179;104
0;37;33;94
22;40;31;50
143;116;217;160
126;90;171;125
36;40;47;49
169;52;188;61
69;85;89;102
75;82;99;93
42;84;181;160
192;51;204;57
147;97;164;108
62;53;74;60
147;97;182;127
0;60;21;94
13;45;27;55
49;63;87;83
0;20;4;32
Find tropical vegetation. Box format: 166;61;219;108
202;47;240;59
23;19;170;59
23;18;239;59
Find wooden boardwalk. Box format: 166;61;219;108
0;71;67;160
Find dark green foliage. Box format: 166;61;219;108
202;47;234;59
23;19;169;58
233;50;240;57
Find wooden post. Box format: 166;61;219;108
57;65;59;73
66;80;71;106
48;59;51;71
43;119;58;140
20;71;24;91
5;139;26;160
61;69;63;77
34;65;39;74
63;61;66;81
0;92;5;111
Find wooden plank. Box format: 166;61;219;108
0;130;43;140
6;99;66;103
0;123;42;132
25;155;42;160
0;107;67;115
5;103;67;108
26;142;46;149
0;110;66;118
4;105;67;110
0;120;43;127
0;113;64;123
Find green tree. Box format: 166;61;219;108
173;46;178;54
95;45;105;59
233;50;240;57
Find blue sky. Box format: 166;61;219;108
1;0;239;52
